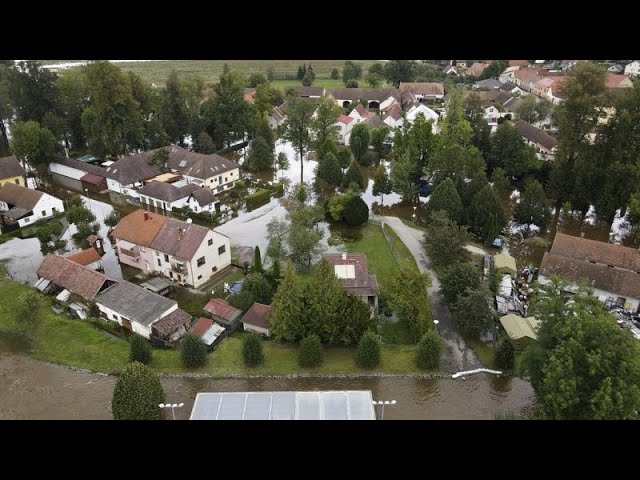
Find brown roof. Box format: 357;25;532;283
152;308;192;336
104;154;161;185
203;298;241;323
290;86;325;97
329;88;401;103
36;254;117;301
0;183;44;210
190;317;213;337
384;102;403;121
80;173;105;185
550;233;640;272
0;155;25;180
66;248;101;266
508;60;530;68
514;120;558;151
241;303;272;330
469;62;490;77
150;218;209;261
111;209;168;247
322;253;380;296
606;73;631;88
138;180;199;203
399;82;445;96
189;187;217;206
540;252;640;300
243;88;256;104
353;104;369;118
164;145;238;180
513;68;544;84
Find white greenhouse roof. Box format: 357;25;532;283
190;390;376;420
56;289;71;302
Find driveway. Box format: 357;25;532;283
381;216;481;371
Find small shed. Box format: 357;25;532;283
203;298;242;329
80;173;107;193
493;252;517;277
499;314;540;350
140;276;174;296
190;317;225;349
241;302;272;337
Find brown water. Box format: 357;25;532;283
0;351;534;420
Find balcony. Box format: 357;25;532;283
170;262;186;274
119;247;140;261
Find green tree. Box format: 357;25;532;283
0;62;15;154
488;121;536;180
383;60;416;87
428;178;463;224
470;184;506;240
372;164;392;205
195;131;215;154
464;93;492;161
349;123;370;164
342;159;365;189
496;337;515;370
14;290;42;334
149;147;169;170
254;245;263;273
368;63;385;76
514;179;551;231
390;152;417;202
316;152;342;186
7;61;60;124
416;331;442;369
423;210;471;270
345;79;359;88
228;272;274;311
336;148;352;170
479;60;507;80
276;152;289;178
298;334;323;367
342;61;363;84
112;362;165;420
370;127;388;157
287;206;324;269
311;97;341;150
522;278;640;419
365;72;384;88
356;331;381;368
301;72;314;87
452;285;494;337
180;332;207;369
245;136;273;172
255;118;275;153
129;335;152;365
327;188;359;222
440;262;480;305
55;68;89;150
66;204;96;225
386;267;433;342
343;195;369;226
282;95;314;183
81;61;145;156
247;73;267;88
330;68;340;80
269;263;306;342
10;120;58;176
242;333;264;367
159;71;188;144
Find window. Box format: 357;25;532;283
52;207;58;214
218;176;222;184
208;239;213;246
140;246;146;252
224;177;228;182
24;217;30;223
210;179;214;183
113;314;119;321
15;178;20;184
197;275;203;280
41;210;47;217
197;256;206;267
157;258;162;267
218;245;226;255
164;254;169;262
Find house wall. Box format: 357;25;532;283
49;162;87;180
115;238;156;272
106;178;143;198
139;194;188;212
625;61;640;77
242;323;270;337
16;193;65;228
186;230;232;288
0;175;25;187
96;301;177;339
187;167;240;194
186;196;216;213
379;96;397;111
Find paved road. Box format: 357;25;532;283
381;216;481;372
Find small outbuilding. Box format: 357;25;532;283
241;302;272;337
499;313;540;350
493;252;517;277
80;173;108;193
203;298;242;329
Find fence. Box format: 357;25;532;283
370;215;401;265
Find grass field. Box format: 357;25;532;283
48;60;381;86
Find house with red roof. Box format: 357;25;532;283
336;114;354;144
241;303;272;337
203;298;243;328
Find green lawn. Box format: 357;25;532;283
52;60;379;86
271;79;345;90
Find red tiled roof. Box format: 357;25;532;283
66;248;101;266
322;253;380;297
509;60;530;67
190;317;213;337
80;173;105;184
241;303;272;330
550;233;640;271
150;218;210;261
111;209;168;247
203;298;241;322
606;73;630;88
338;114;353;125
469;62;489;77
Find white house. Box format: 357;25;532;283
111;209;231;288
329;88;400;110
383;103;404;128
0;183;64;229
405;105;439;133
336;114;355;144
186;188;219;213
138;181;200;212
399;82;445;101
348;104;371;124
103;153;162;198
624;61;640;77
241;302;272;337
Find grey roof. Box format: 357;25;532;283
95;281;177;327
104;154;161;185
138;180;199;203
475;78;502;89
514;120;558;150
502;96;523;112
329;88;401;103
500;82;518;92
0;155;25;179
140;276;175;292
189;391;376;420
164;145;238;180
150;218;209;261
4;206;31;220
189;187;217;206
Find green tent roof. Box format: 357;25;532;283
499;314;540;341
77;154;100;163
493;252;517;275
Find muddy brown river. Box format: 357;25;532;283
0;351;534;420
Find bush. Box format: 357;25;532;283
242;333;265;367
129;335;152;365
356;331;381;368
360;150;377;167
112;362;165;420
180;332;208;369
496;337;515;370
343;195;369;226
346;79;359;88
298;334;323;367
416;331;442;370
246;189;271;209
234;180;246;189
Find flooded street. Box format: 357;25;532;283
0;351;534;420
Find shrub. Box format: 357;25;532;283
242;333;265;367
111;362;165;420
416;331;442;370
180;332;208;369
234;180;246;189
298;334;323;367
246;189;271;209
343;195;369;226
496;337;515;370
129;334;152;365
356;331;381;368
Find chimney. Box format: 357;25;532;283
144;212;150;221
341;253;347;261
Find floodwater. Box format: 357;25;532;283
0;351;534;420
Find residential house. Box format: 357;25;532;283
469;62;490;77
190;317;225;349
103;153;162;198
329;88;400;110
138;180;200;212
203;298;243;329
111;209;231;288
514;120;558;158
164;145;240;194
0;155;26;187
66;247;103;272
322;253;380;312
336;114;355;144
382;103;404;129
606;73;633;89
444;65;460;76
474;78;502;90
560;60;583;71
501;96;523;120
608;64;624;74
511;68;545;92
624;60;640;77
508;60;530;68
80;173;108;193
499;314;540;350
533;76;568;104
186;187;219;213
150;308;192;344
0;183;64;233
539;232;640;313
348;104;372;124
241;302;272;337
405;104;439;132
454;60;468;68
499;82;524;96
465;89;513;129
268;104;286;130
399;82;445;101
